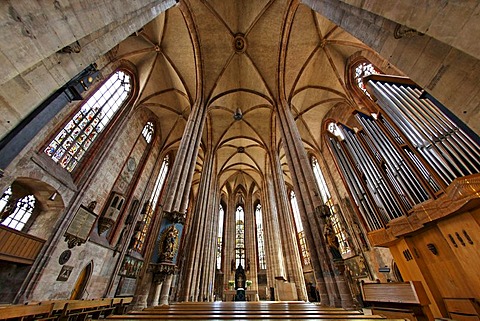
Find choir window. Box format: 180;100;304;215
44;70;132;172
235;205;245;268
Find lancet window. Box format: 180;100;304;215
44;70;132;172
142;121;154;144
255;203;266;270
290;191;310;266
312;157;351;255
216;204;225;270
132;155;169;253
235;205;245;268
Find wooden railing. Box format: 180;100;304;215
0;225;45;264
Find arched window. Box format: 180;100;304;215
255;203;266;270
312;156;351;255
142;121;154;144
216;204;224;270
235;205;245;268
0;187;35;231
290;191;310;266
353;61;381;98
44;70;132;172
132;154;169;253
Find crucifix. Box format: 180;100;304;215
235;247;245;268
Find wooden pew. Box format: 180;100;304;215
0;303;55;320
58;299;114;321
361;281;433;321
444;298;480;321
107;301;408;320
112;297;133;315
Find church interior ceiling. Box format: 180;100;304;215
110;0;371;199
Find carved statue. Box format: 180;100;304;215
324;221;342;260
160;225;179;262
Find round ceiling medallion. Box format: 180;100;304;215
233;34;247;53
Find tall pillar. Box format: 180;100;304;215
132;98;207;308
179;145;217;301
244;195;257;292
276;99;353;308
271;150;308;301
263;165;288;299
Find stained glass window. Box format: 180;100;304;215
290;191;310;266
133;155;169;253
255;204;266;270
235;205;245;268
44;71;132;172
0;187;36;231
312;156;351;255
142;121;154;144
216;204;224;270
354;62;380;98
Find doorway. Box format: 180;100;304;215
70;261;93;299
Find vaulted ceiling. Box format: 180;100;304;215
110;0;371;200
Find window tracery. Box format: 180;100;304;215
0;187;36;231
142;121;154;144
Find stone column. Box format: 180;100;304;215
263;163;288;300
151;279;163;307
179;146;217;301
132;98;207;308
159;274;174;305
271;150;308;301
244;195;257;293
276;99;354;307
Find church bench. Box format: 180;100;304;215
58;299;114;321
361;281;432;321
107;316;405;320
112;297;133;315
444;298;480;321
0;302;55;321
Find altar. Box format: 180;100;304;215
223;289;259;302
